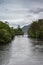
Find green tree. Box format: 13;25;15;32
14;25;24;35
0;21;15;44
28;19;43;39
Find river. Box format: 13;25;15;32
0;35;43;65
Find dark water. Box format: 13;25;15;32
0;35;43;65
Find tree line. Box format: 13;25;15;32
0;19;43;44
28;19;43;39
0;21;24;44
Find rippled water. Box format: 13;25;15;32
0;35;43;65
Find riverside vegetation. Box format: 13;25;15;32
0;19;43;44
0;21;24;44
28;19;43;40
14;25;24;35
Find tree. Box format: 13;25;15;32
28;19;43;39
14;25;24;35
0;21;15;44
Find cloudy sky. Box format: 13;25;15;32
0;0;43;27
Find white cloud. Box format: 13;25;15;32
0;0;43;27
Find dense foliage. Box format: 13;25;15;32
0;21;15;44
28;19;43;39
0;22;24;44
14;25;24;35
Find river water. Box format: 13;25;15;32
0;35;43;65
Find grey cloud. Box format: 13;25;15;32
0;0;43;27
0;0;4;4
0;0;43;9
29;8;43;14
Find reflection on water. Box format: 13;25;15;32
0;43;12;65
0;35;43;65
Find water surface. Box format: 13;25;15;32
0;35;43;65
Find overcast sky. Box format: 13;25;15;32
0;0;43;27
